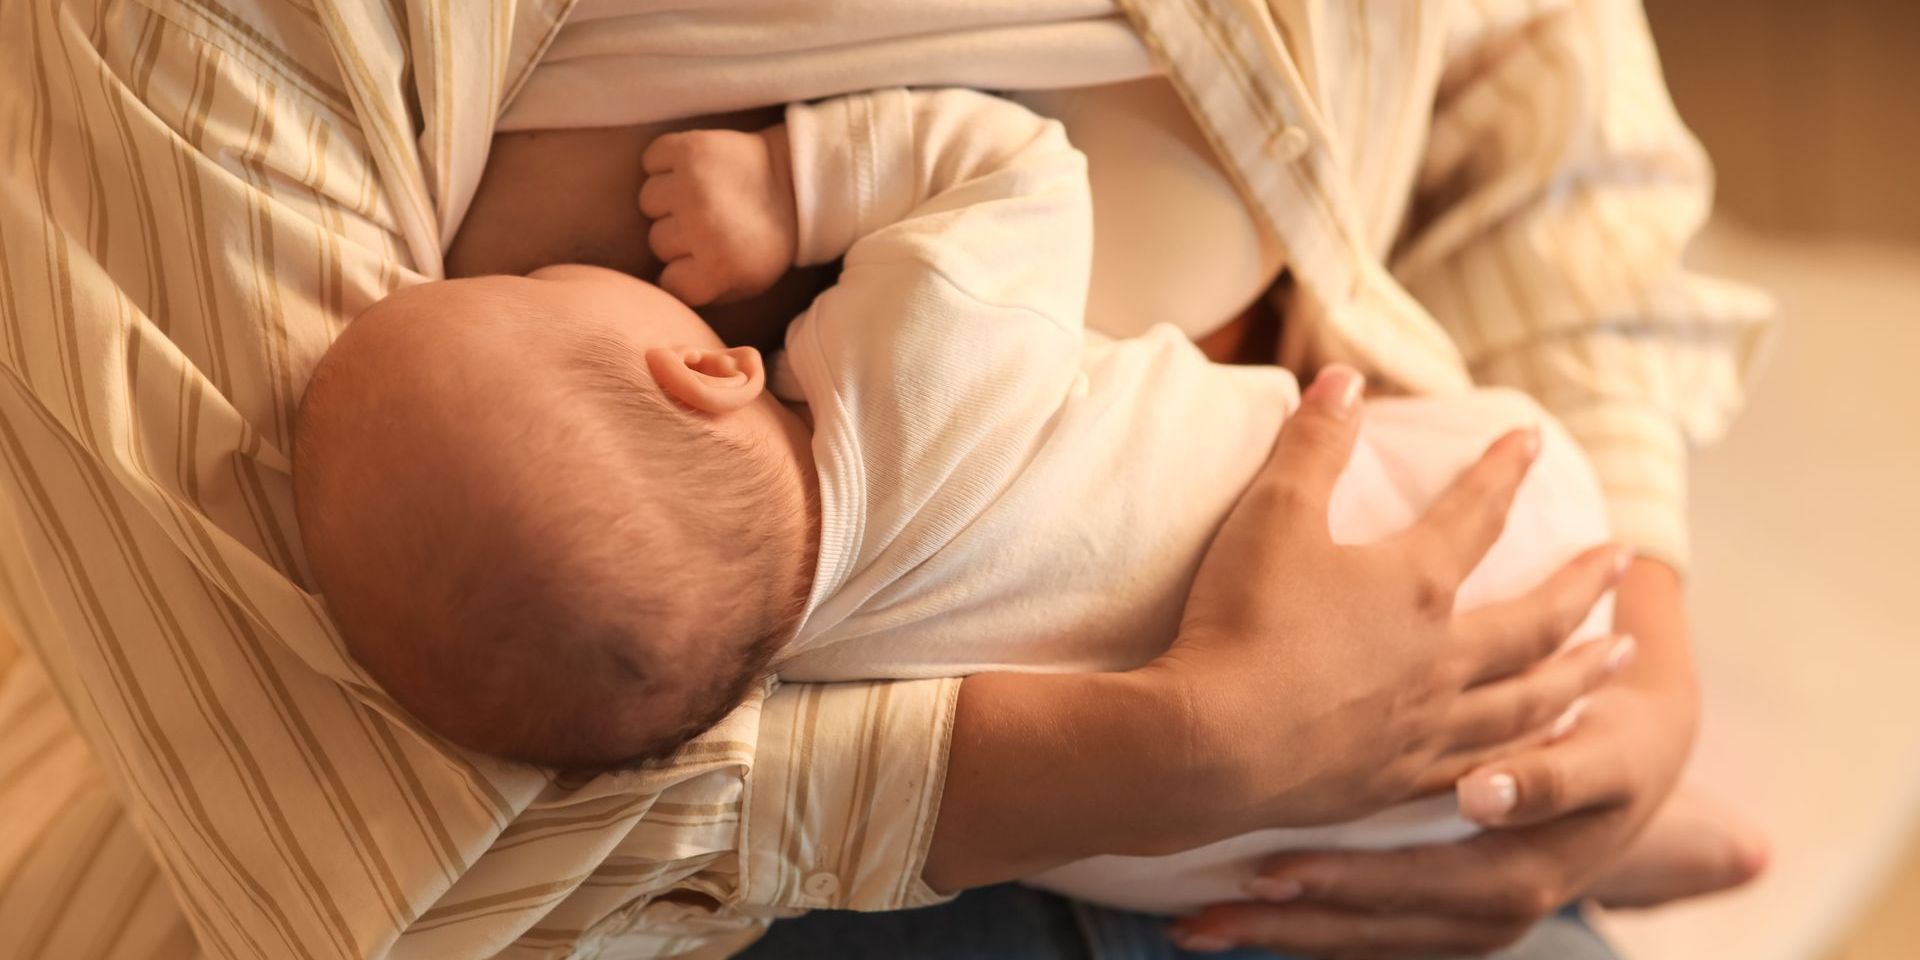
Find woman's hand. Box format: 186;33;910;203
1142;365;1635;837
1170;559;1698;958
922;365;1631;893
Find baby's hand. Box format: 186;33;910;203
638;127;797;307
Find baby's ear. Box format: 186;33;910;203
647;346;766;414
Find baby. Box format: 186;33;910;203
294;89;1758;914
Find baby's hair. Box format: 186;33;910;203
538;325;808;763
295;279;808;771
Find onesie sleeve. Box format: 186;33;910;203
778;89;1098;601
785;87;1092;336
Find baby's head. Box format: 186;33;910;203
294;264;815;769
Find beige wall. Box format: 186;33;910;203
1646;0;1920;242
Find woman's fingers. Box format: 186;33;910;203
1245;364;1366;537
1399;427;1540;596
1172;893;1525;957
1457;717;1639;827
1456;544;1631;686
1443;633;1633;753
1238;830;1573;921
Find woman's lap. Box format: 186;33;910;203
734;884;1617;960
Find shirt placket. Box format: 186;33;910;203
1118;0;1472;394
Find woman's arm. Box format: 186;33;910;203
1169;1;1754;950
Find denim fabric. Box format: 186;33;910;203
735;884;1615;960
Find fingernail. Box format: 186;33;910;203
1461;771;1518;823
1563;632;1606;654
1522;426;1543;462
1550;696;1590;740
1612;547;1636;579
1307;364;1364;418
1245;877;1304;902
1605;635;1638;674
1171;930;1235;953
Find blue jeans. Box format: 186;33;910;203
736;884;1617;960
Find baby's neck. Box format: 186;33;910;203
762;399;824;628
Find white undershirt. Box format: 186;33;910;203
1014;80;1285;342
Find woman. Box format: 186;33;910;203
0;1;1762;957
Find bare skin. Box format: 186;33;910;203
1589;788;1770;909
450;115;1277;365
448;110;826;356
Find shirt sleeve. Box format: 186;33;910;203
0;6;962;957
739;677;964;911
1390;0;1775;570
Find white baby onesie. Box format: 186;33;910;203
770;88;1611;914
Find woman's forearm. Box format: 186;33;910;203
920;668;1225;893
919;557;1651;896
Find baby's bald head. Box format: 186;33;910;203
294;267;811;768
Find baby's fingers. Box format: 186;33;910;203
648;217;690;262
639;173;680;219
659;258;723;307
641;133;685;174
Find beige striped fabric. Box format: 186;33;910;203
0;1;1767;958
0;1;956;958
1115;0;1771;566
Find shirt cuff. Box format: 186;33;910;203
739;677;963;913
1551;400;1693;574
785;90;914;268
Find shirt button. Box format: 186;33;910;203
1268;125;1311;163
802;872;840;899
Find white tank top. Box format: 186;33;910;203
1016;79;1285;342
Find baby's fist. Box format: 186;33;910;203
638;128;797;307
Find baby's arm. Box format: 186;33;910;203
639;88;1092;341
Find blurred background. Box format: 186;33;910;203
1596;2;1920;958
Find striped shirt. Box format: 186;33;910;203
0;1;1769;958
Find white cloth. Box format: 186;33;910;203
499;0;1152;131
771;87;1612;914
